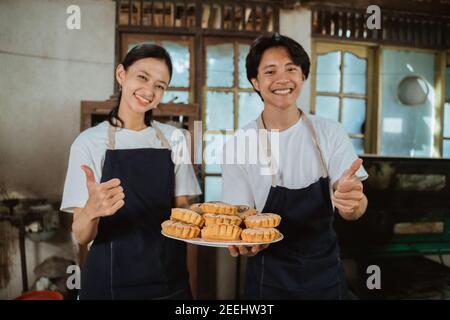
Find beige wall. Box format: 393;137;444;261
0;0;115;299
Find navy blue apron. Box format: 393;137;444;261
79;122;191;300
243;112;349;300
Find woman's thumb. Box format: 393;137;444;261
81;165;96;185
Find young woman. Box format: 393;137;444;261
222;34;369;299
61;44;201;300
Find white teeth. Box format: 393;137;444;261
273;89;292;95
135;94;150;103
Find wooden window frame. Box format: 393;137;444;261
312;40;449;158
441;51;450;156
201;38;255;186
310;40;376;154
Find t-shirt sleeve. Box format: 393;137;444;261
60;141;94;213
328;123;369;187
171;129;202;197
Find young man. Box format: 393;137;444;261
221;33;368;299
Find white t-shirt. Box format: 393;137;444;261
221;113;369;212
60;120;201;213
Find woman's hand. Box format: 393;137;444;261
81;165;125;220
227;244;269;257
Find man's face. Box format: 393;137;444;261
251;46;304;110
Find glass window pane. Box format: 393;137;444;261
161;90;189;104
446;67;450;100
351;138;365;155
205;176;222;202
238;92;264;128
127;41;189;89
206;91;234;130
380;49;435;157
316;51;341;93
444;102;450;138
239;44;252;88
315;96;340;122
443;140;450;158
343;98;366;134
204;133;232;174
343;52;367;95
207;43;234;87
161;41;190;88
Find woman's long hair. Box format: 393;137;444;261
109;44;173;128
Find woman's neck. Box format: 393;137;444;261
261;104;302;131
117;105;147;131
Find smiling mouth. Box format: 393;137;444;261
271;88;293;95
134;93;152;104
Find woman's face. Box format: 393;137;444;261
251;46;304;110
116;57;170;115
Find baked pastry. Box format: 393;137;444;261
244;213;281;229
200;202;238;216
189;203;204;214
201;223;242;241
161;220;200;239
203;213;242;227
236;205;257;220
241;228;281;242
171;208;204;227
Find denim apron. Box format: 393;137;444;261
79;122;191;300
244;113;349;299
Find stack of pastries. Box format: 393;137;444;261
161;202;282;243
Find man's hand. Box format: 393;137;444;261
81;165;125;220
227;244;269;257
332;159;367;221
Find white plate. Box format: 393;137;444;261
161;231;284;248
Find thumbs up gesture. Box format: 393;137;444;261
332;159;367;220
81;165;125;220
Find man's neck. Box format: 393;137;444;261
261;104;302;131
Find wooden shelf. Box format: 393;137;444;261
81;97;198;133
118;0;275;33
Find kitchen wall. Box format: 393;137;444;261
0;0;115;299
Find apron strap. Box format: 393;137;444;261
256;116;278;187
256;109;330;187
152;121;172;150
107;123;116;150
298;113;334;212
107;121;172;151
301;114;329;178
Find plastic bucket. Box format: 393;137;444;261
14;290;64;300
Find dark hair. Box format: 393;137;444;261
246;33;310;100
109;44;173;128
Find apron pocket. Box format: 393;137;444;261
263;253;340;291
112;236;165;287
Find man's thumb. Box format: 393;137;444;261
81;165;96;185
343;158;363;179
